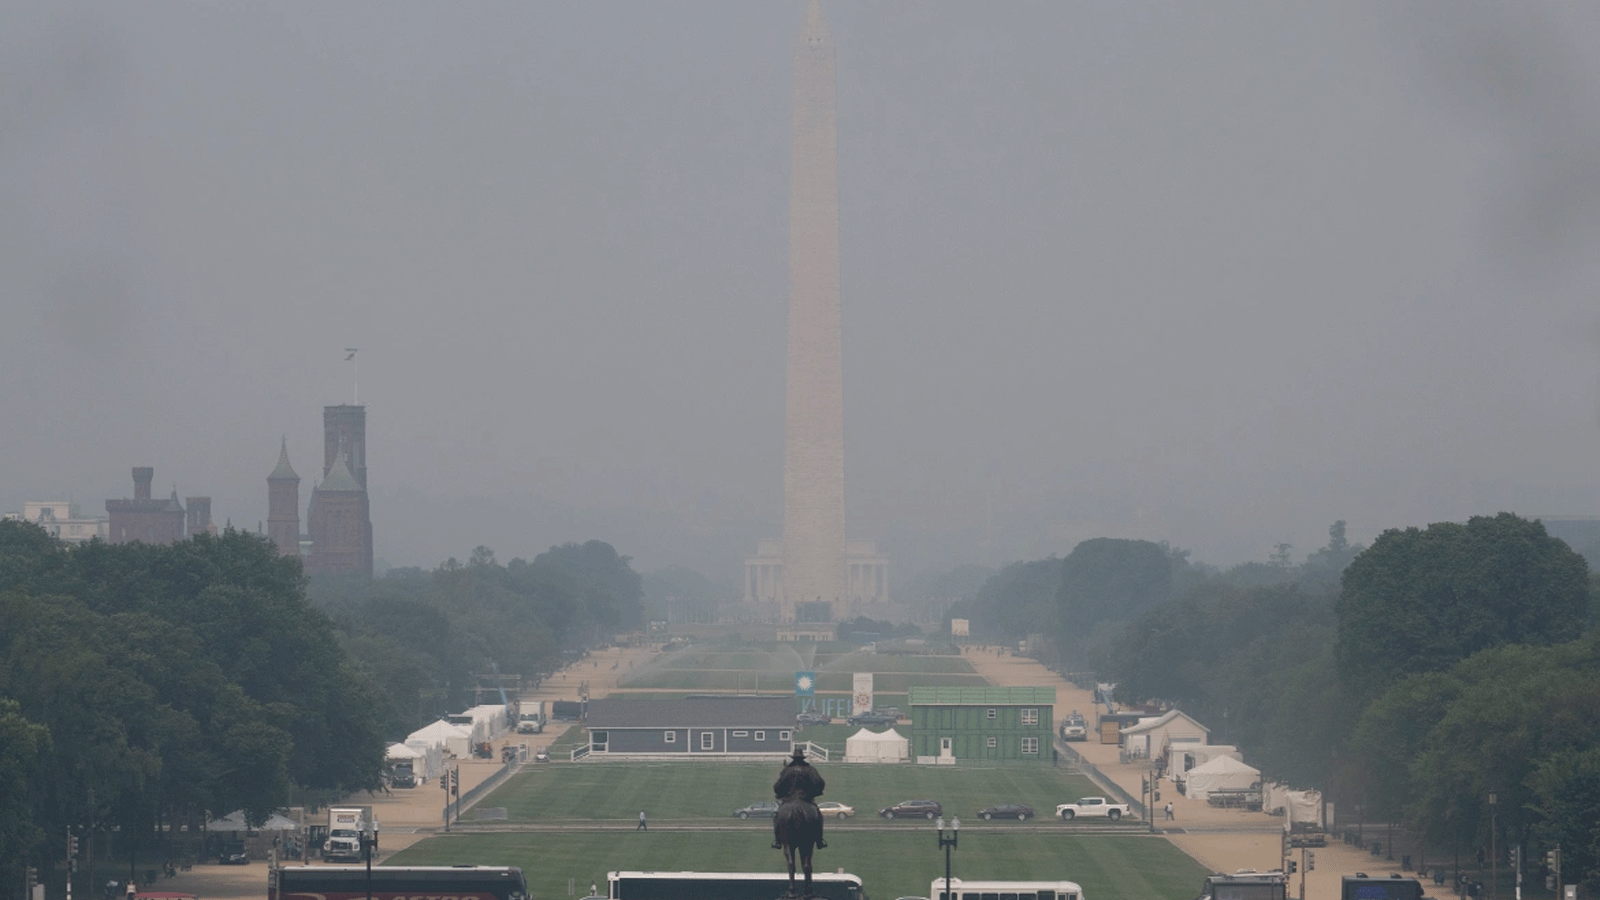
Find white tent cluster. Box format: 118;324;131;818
843;727;908;763
1110;706;1322;826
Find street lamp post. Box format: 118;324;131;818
936;816;960;900
361;820;380;900
1488;793;1497;900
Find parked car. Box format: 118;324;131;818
534;748;550;762
879;799;942;819
796;712;832;726
817;801;854;818
218;841;249;865
847;710;899;727
733;801;780;819
976;803;1035;820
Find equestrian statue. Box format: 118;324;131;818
772;745;826;898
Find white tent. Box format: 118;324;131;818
1183;755;1260;800
844;727;908;763
386;742;421;760
408;719;472;758
209;810;299;832
1169;743;1242;777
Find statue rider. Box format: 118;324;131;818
773;745;826;849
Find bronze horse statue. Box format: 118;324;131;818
774;788;823;898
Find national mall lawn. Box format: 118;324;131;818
385;760;1208;900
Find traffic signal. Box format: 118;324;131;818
441;771;449;792
69;834;79;856
1142;777;1150;793
25;866;36;890
1308;853;1315;871
1547;849;1560;870
1282;831;1291;857
1511;847;1519;869
450;768;460;796
1154;789;1161;801
1287;861;1298;874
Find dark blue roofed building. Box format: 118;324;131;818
585;696;796;757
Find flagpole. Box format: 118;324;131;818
346;349;360;405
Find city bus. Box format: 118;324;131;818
608;870;864;900
930;878;1083;900
272;865;529;900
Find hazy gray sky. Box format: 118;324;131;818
6;2;1600;583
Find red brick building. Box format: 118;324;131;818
106;467;188;544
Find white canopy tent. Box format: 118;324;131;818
1183;755;1260;800
386;742;421;760
209;810;299;832
1169;743;1243;777
408;718;472;758
844;727;909;763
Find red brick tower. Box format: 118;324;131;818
305;446;372;577
185;497;212;536
322;405;367;490
267;438;301;556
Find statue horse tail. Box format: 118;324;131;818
775;790;822;853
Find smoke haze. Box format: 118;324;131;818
4;2;1600;582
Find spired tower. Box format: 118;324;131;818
266;438;301;556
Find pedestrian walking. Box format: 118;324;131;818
591;883;598;896
1164;802;1174;820
637;810;647;830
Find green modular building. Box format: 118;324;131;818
908;686;1056;764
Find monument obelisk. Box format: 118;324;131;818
781;0;847;622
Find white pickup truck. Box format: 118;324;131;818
1055;796;1130;821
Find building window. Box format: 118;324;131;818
1021;737;1039;754
987;708;997;719
592;731;608;752
732;731;749;737
987;737;997;749
755;731;766;741
1022;708;1039;725
701;732;715;750
779;730;791;741
664;731;676;743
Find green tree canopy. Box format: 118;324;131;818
1335;513;1589;702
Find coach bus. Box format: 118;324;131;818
931;878;1083;900
608;870;864;900
272;865;529;900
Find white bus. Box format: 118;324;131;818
608;871;864;900
930;878;1083;900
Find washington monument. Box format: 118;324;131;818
746;2;887;622
782;0;848;621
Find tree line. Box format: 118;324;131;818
0;521;642;889
951;515;1600;891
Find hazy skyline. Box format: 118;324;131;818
6;3;1600;584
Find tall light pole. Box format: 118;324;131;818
936;816;960;900
1488;793;1497;900
361;819;380;900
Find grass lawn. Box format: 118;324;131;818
386;831;1206;900
476;761;1097;823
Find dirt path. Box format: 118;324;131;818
957;647;1414;899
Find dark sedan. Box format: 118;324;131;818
733;801;779;819
796;712;832;726
976;803;1035;820
879;799;942;819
